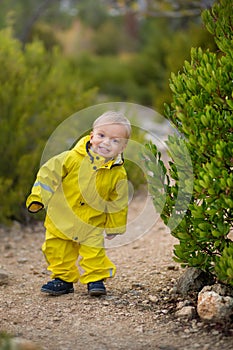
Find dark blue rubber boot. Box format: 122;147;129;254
87;280;106;296
41;278;74;296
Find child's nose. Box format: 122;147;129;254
103;137;110;145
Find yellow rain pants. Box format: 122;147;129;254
42;230;116;284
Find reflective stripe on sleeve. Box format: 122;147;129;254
34;181;54;193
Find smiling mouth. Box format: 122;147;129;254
99;146;110;154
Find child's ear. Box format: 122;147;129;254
90;131;93;143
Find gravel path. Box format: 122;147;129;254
0;193;232;350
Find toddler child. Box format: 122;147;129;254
26;111;131;296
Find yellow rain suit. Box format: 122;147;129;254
26;135;128;284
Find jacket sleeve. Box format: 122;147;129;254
26;151;71;213
105;172;128;235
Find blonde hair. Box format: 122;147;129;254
93;111;131;139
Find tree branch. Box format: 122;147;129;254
19;0;56;47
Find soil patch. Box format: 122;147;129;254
0;194;232;350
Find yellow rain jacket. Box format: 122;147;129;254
26;135;128;245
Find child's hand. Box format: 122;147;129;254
28;201;44;213
106;234;118;240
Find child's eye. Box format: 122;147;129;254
113;139;119;144
98;133;105;138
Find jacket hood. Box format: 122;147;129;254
73;135;90;156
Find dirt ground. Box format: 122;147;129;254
0;192;232;350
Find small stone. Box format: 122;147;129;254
163;296;170;301
168;287;177;295
18;257;28;264
161;309;169;314
0;269;9;285
184;328;190;333
176;300;190;310
175;306;196;319
135;325;144;332
4;252;14;258
149;295;158;303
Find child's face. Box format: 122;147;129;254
90;123;128;159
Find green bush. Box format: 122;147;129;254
0;28;97;224
144;0;233;286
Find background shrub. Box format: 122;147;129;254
144;0;233;286
0;28;96;224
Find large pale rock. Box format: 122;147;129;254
197;284;233;322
